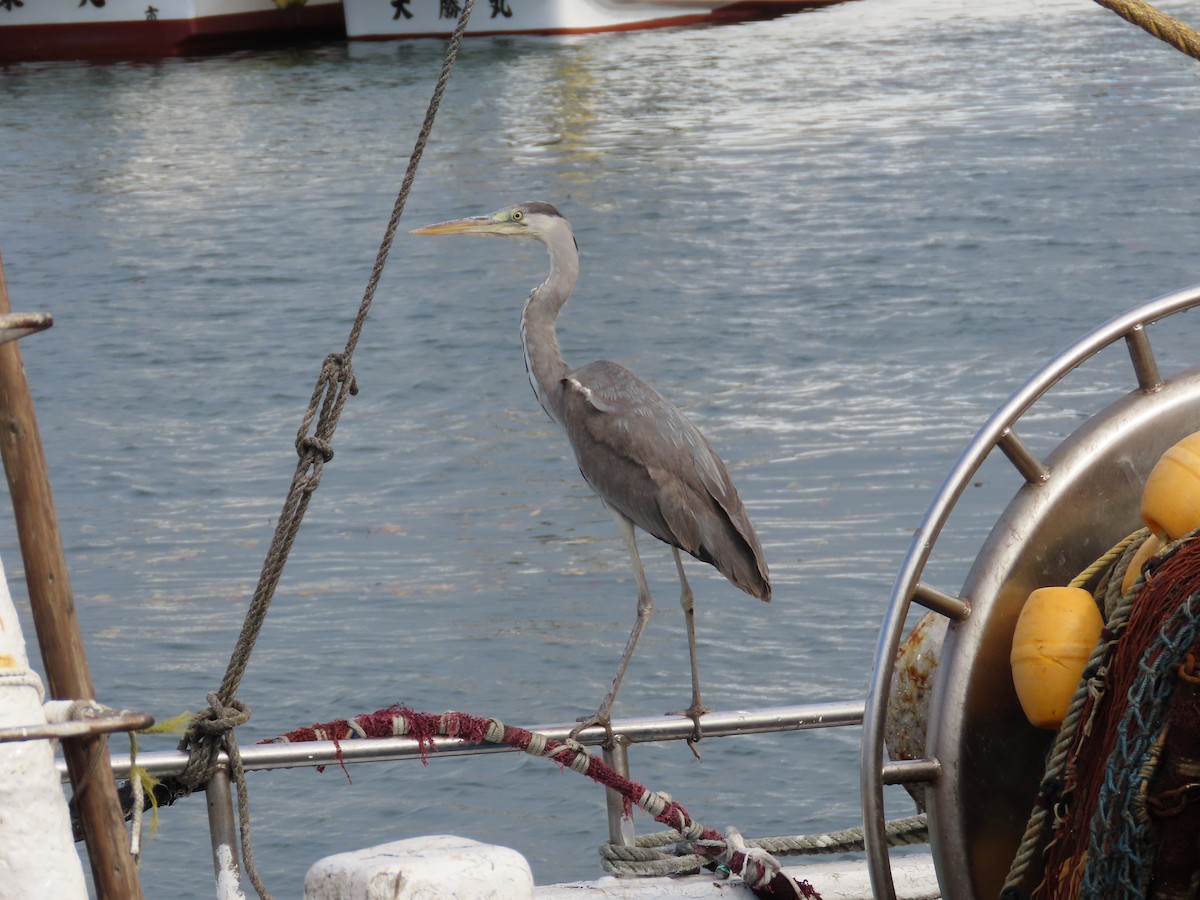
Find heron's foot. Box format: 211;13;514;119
569;710;614;745
667;702;711;751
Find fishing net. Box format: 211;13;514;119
1003;530;1200;900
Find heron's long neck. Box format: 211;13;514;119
520;231;578;426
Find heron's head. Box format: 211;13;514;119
411;201;567;242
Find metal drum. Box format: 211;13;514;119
927;367;1200;898
861;284;1200;899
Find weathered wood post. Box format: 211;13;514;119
0;251;143;899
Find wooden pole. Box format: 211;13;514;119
0;251;143;899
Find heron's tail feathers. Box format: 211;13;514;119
688;517;771;602
719;543;772;602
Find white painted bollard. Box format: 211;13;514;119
304;835;534;900
0;554;88;899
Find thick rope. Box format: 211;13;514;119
599;815;929;878
265;706;823;899
1091;0;1200;62
172;4;477;897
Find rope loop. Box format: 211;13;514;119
297;435;335;464
192;692;252;736
294;352;355;461
175;693;253;791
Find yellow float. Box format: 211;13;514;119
1120;534;1162;595
1010;586;1103;729
1141;431;1200;540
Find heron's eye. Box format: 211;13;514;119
511;210;524;222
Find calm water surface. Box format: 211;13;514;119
3;0;1200;894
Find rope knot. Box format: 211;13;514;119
724;827;782;890
297;435;335;463
293;352;357;469
321;351;358;396
193;692;252;736
176;693;253;790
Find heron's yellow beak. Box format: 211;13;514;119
410;215;498;236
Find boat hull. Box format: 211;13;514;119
0;0;345;62
343;0;844;40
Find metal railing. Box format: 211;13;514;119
98;701;866;778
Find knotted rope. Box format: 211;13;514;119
172;4;478;897
267;705;838;898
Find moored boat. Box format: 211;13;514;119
342;0;847;41
0;0;345;63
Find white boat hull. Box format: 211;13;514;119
0;0;344;61
343;0;844;40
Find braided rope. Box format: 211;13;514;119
752;814;929;856
172;5;478;897
1091;0;1200;62
267;706;824;898
599;814;929;878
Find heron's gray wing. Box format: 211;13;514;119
559;360;770;601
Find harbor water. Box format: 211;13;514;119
3;0;1200;894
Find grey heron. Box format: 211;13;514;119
413;201;771;740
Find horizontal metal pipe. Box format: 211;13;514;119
881;757;940;785
67;701;865;779
911;582;970;622
0;711;154;744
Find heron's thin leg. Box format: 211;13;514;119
668;547;710;743
571;512;653;739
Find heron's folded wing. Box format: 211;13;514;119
560;361;770;600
